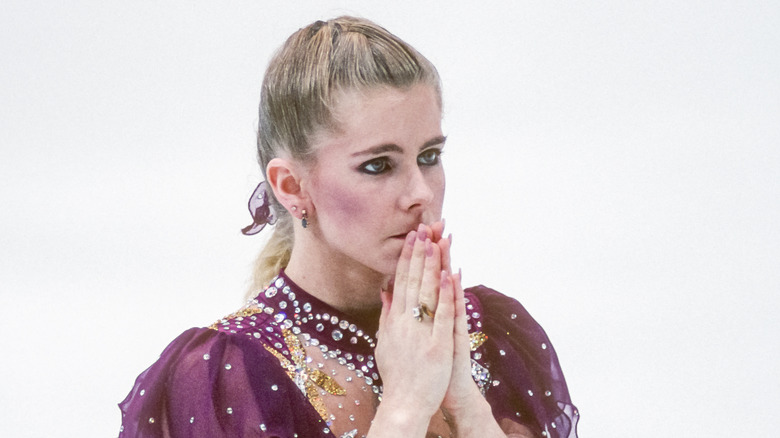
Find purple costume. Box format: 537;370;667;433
119;271;578;437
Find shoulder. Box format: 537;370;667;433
118;307;320;437
463;285;580;437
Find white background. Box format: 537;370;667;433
1;1;778;437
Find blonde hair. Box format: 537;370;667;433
249;16;442;293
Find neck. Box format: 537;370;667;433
284;235;388;318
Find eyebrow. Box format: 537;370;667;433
351;135;448;157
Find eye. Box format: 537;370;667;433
417;148;442;166
359;157;391;175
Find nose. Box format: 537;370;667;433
401;167;435;211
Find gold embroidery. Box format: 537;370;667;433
208;304;264;330
261;328;345;422
469;332;487;351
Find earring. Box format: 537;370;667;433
301;209;309;229
291;206;297;212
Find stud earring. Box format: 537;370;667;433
291;206;297;212
301;209;309;228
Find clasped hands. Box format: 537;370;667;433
374;220;483;433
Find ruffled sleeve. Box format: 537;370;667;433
468;286;579;438
118;327;329;438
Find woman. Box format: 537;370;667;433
119;16;578;438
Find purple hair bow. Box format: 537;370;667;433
241;181;277;235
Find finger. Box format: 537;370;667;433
437;233;452;274
432;270;455;341
391;230;416;315
430;219;445;243
452;270;468;336
378;288;392;337
403;224;429;309
417;239;442;313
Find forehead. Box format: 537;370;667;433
313;84;442;157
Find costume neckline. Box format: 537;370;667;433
252;270;379;355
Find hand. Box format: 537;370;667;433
373;224;457;427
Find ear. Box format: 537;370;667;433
266;157;307;219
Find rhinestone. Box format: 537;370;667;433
263;307;274;314
260;424;267;431
339;320;349;330
356;330;363;337
288;292;296;301
511;313;517;319
322;313;330;320
283;286;291;295
346;376;353;382
279;301;287;309
203;354;210;360
552;423;557;429
493;380;500;386
190;417;194;424
226;407;233;414
253;332;261;338
500;350;506;356
528;390;534;396
283;319;293;329
349;324;357;332
365;376;373;385
355;400;360;406
225;364;232;370
345;353;353;360
330;316;339;325
148;417;155;424
271;384;278;391
474;352;482;360
347;363;355;371
350;337;358;344
356;355;364;362
349;415;355;421
139;389;145;396
316;323;324;332
545;390;552;396
310;338;319;346
303;303;312;312
274;313;286;323
372;373;379;379
274;277;283;287
367;360;374;368
265;287;277;298
292;326;301;334
323;428;330;434
332;330;343;341
541;343;547;350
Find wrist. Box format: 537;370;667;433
443;390;503;438
369;400;432;438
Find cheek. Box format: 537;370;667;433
315;179;371;223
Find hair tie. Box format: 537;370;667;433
241;181;277;235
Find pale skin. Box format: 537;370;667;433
267;85;535;437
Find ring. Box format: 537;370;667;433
411;305;423;322
420;303;435;319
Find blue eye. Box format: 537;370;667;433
417;148;442;166
359;157;391;175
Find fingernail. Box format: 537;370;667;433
441;270;450;286
441;218;446;229
425;239;433;257
447;233;453;244
406;231;416;246
417;224;428;241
